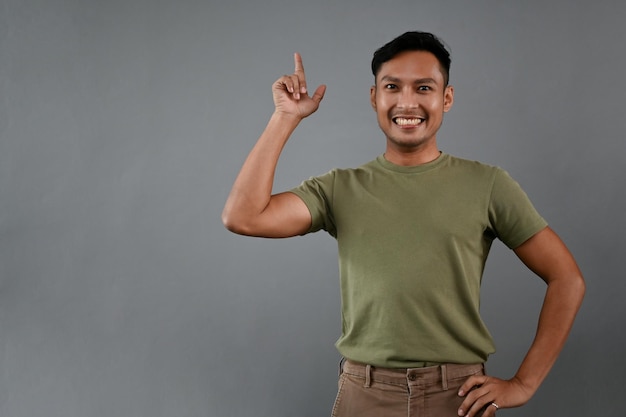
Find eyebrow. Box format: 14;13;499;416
379;76;437;85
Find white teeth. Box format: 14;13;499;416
394;117;424;126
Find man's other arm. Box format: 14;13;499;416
458;226;586;417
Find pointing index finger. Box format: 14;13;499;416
294;52;305;73
294;52;307;93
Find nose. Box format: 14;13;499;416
397;87;420;110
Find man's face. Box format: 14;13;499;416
370;50;454;152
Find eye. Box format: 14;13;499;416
384;83;398;90
418;85;431;91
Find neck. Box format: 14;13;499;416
384;141;441;166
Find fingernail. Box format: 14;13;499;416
301;86;307;93
458;390;464;396
457;409;463;416
294;93;300;99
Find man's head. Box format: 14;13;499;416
370;32;454;162
371;31;451;86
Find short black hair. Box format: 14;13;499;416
371;31;451;85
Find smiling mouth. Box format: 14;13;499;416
393;117;425;126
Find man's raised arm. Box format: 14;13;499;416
221;53;326;238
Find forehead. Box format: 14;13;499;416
376;50;445;84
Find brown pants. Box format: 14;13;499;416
332;360;485;417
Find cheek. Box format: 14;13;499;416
427;99;445;113
376;96;393;113
373;98;387;117
376;109;388;125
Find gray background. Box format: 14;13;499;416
1;0;624;416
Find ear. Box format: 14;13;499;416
443;85;454;112
370;85;377;111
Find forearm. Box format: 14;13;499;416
512;274;585;395
222;112;301;232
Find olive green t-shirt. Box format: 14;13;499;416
290;153;547;367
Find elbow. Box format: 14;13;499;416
562;272;586;308
221;209;255;236
575;273;587;302
545;270;586;309
572;274;586;314
570;268;586;297
221;210;244;235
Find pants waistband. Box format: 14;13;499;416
341;359;484;390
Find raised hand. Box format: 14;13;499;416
272;53;326;120
222;53;326;238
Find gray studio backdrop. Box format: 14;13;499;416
1;1;624;416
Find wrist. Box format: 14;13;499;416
271;110;303;124
509;374;539;399
258;111;301;146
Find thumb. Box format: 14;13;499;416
311;84;326;104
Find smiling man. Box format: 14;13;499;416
372;49;453;164
222;31;585;417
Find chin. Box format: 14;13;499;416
388;136;430;149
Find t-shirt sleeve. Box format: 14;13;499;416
288;170;337;237
488;168;548;249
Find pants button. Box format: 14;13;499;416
408;374;417;381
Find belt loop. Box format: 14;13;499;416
364;364;372;388
338;357;345;377
440;364;448;391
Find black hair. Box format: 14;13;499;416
371;31;451;85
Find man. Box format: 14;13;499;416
222;31;585;417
